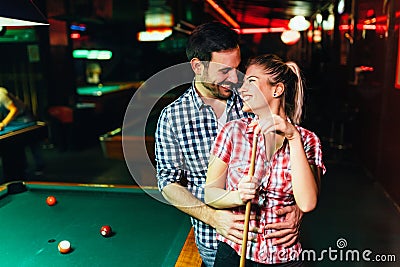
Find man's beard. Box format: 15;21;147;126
201;81;234;100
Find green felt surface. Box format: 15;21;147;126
0;121;36;135
0;183;190;267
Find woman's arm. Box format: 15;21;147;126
205;155;242;208
254;115;320;213
287;133;320;212
205;155;257;209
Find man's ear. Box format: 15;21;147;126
190;58;204;75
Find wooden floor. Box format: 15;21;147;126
175;228;203;267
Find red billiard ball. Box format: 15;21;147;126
58;240;71;254
46;196;57;206
100;225;112;237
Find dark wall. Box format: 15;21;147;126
350;0;400;205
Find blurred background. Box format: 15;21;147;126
0;0;397;198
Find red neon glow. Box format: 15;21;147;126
70;33;81;39
235;27;286;34
339;24;386;31
364;11;400;24
236;14;288;29
205;0;240;29
359;66;374;72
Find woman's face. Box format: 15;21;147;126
239;64;274;115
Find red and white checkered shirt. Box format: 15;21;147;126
211;117;326;264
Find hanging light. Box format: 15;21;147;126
280;30;301;45
288;16;310;31
337;0;345;14
137;29;173;42
316;13;323;24
313;29;322;43
0;0;48;26
322;14;335;30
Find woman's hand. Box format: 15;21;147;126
250;114;300;140
237;175;257;203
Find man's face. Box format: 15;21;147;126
200;47;241;100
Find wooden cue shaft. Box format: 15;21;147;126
240;132;258;267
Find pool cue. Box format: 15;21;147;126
240;130;258;267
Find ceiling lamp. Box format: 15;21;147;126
137;29;173;42
0;0;48;26
288;16;310;31
337;0;345;14
322;14;335;30
316;13;323;24
313;29;322;43
281;30;301;45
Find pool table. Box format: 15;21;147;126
0;181;202;266
0;121;47;182
74;82;143;143
76;82;142;114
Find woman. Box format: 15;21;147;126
205;54;325;266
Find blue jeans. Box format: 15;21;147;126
195;237;217;267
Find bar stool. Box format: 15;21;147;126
47;106;74;151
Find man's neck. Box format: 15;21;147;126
195;85;227;119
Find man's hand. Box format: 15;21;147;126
211;209;261;244
264;205;303;247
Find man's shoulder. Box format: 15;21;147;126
160;87;192;113
0;87;8;101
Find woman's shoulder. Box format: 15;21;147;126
295;125;320;141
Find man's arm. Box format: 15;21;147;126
162;182;260;244
156;108;260;244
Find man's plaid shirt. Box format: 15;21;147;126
156;84;249;250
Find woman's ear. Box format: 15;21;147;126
190;58;204;75
273;82;285;97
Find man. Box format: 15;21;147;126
0;87;31;130
156;22;302;266
0;87;44;177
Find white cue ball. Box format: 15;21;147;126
58;240;71;254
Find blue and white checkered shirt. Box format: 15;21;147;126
156;84;249;250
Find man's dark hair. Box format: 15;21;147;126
186;21;239;62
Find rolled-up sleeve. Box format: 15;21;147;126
304;131;326;175
155;108;185;191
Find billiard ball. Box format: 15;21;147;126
58;240;71;254
46;196;57;206
100;225;112;237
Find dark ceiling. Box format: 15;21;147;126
48;0;337;30
202;0;336;28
